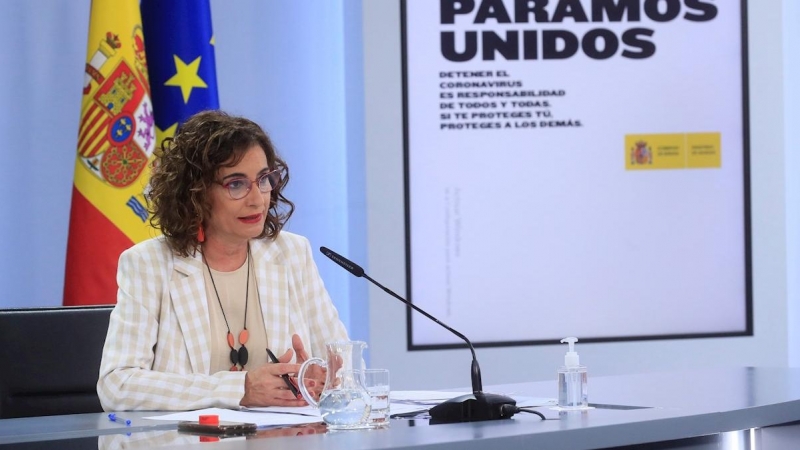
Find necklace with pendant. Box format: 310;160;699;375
204;244;251;371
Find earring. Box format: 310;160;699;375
197;223;205;243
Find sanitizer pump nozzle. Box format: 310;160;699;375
561;337;580;367
557;337;588;409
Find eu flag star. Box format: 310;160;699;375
164;55;208;103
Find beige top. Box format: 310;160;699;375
203;257;269;373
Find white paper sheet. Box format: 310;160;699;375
143;393;556;425
144;407;323;426
389;391;556;408
514;397;558;408
244;405;319;417
389;390;471;403
389;402;429;416
146;405;427;424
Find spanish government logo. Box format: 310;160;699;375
630;140;653;165
78;29;155;188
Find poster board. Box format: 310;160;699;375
403;0;751;349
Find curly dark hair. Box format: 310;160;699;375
148;110;294;257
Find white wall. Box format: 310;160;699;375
785;0;800;367
0;0;89;307
365;0;797;389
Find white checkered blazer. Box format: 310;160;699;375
97;231;348;411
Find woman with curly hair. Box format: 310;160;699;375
97;110;347;411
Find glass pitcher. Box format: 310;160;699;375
297;340;371;430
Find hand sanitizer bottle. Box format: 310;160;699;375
558;337;588;409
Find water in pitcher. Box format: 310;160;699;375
319;388;371;429
297;341;372;429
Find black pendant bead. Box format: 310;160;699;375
238;345;249;367
230;348;239;366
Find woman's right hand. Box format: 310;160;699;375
239;349;310;407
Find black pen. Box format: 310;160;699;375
266;348;300;397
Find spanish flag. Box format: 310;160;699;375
64;0;156;306
64;0;220;306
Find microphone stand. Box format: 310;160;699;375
320;247;517;424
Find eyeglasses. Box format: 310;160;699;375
216;170;280;200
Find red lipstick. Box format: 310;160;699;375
239;213;262;224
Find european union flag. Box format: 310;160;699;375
141;0;219;147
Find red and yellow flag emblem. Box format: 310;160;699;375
64;0;158;306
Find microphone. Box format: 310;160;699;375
320;246;516;424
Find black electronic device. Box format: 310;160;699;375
319;246;516;424
177;420;257;437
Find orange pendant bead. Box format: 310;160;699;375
226;332;235;349
239;329;249;345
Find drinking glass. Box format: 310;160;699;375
363;369;390;427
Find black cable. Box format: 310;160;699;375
500;404;547;420
518;408;546;420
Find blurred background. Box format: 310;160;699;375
0;0;798;389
